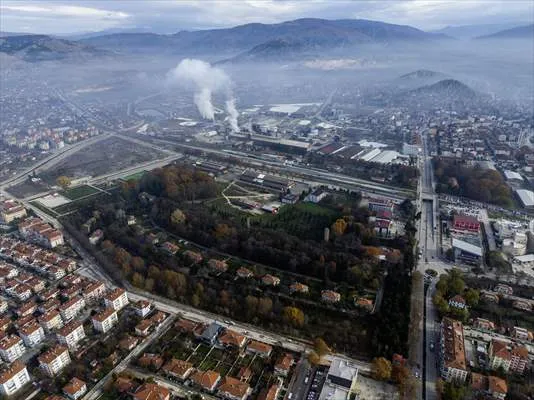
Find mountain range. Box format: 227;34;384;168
476;24;534;39
0;34;106;62
80;18;449;56
432;23;530;39
0;18;531;63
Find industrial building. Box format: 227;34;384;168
239;171;292;192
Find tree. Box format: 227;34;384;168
314;338;331;357
464;288;480;307
331;218;348;236
371;357;392;381
131;256;145;273
257;297;273;316
170;209;186;225
191;294;201;307
283;306;305;327
308;351;321;365
131;272;144;288
442;382;468;400
56;175;71;190
101;240;115;253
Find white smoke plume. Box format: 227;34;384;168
167;58;239;131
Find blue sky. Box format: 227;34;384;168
1;0;533;34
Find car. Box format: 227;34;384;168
430;343;434;351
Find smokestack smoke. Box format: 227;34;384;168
167;58;239;131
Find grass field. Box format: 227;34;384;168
122;171;147;182
63;185;99;200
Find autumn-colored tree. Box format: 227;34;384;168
191;294;201;307
144;278;155;292
56;175;71;190
245;295;258;316
257;297;273;316
101;240;115;253
114;248;132;266
131;256;145;273
147;265;161;280
314;338;331;357
331;218;348;236
371;357;392;381
366;246;382;257
132;272;145;288
308;351;321;365
219;290;230;307
283;306;305;327
170;209;186;225
214;224;235;239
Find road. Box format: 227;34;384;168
415;130;448;400
0;133;112;189
82;315;175;400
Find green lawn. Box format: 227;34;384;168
63;185;99;200
122;171;147;182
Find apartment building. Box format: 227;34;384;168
82;281;106;303
39;309;63;332
104;287;128;311
57;321;86;349
19;321;45;347
92;308;118;334
0;361;30;396
59;295;85;322
0;335;25;363
38;346;71;377
439;318;468;383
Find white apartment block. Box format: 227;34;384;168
82;281;106;303
0;300;8;314
92;308;118;333
59;296;85;322
0;335;26;363
133;300;152;318
39;346;71;377
39;310;63;332
0;361;31;396
19;322;45;347
104;288;128;311
57;321;86;349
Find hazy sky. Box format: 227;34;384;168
1;0;533;34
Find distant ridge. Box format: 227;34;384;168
476;24;534;39
0;34;108;62
80;17;450;58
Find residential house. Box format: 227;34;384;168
208;259;228;273
132;300;152;318
135;319;153;337
488;376;508;400
184;250;203;264
494;284;513;296
257;383;281;400
489;340;529;374
162;359;194;381
161;242;179;255
236;267;253;279
138;353;164;370
197;322;223;345
218;376;251;400
473;318;495;331
246;340;272;357
63;377;87;400
119;335;139;351
262;274;280;287
274;353;294;376
289;282;309;294
448;295;467;310
39;345;71;377
0;200;27;224
218;330;247;348
321;290;341;303
175;318;198;333
305;189;329;204
191;370;221;392
131;383;170;400
82;281;106;303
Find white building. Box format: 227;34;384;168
39;346;71;377
318;357;359;400
57;321;86;349
132;300;152;318
59;296;85;322
82;281;106;303
0;361;31;396
512;326;530;341
92;308;118;334
104;288;128;311
39;310;63;332
19;322;45;347
0;335;25;363
63;377;87;400
502;231;528;257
